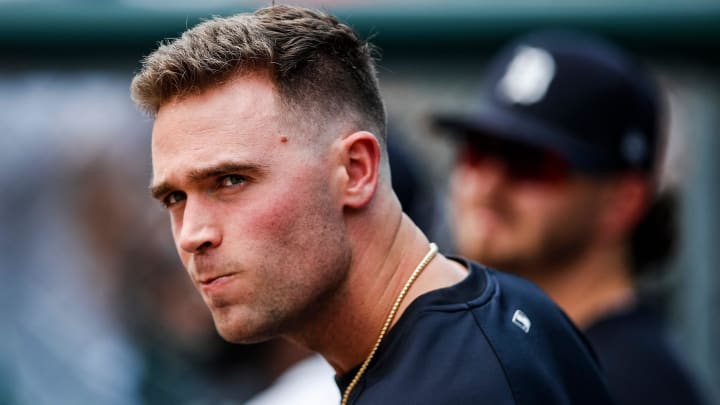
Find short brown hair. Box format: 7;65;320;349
130;5;386;140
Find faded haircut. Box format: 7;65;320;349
130;5;386;142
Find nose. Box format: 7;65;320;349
177;198;222;254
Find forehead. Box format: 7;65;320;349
151;74;285;177
154;74;279;148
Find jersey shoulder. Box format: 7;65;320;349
466;262;613;405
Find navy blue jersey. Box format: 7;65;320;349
336;259;613;404
585;304;707;405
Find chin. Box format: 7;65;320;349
211;312;279;344
214;323;270;344
217;329;267;344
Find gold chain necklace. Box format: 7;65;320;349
341;243;439;405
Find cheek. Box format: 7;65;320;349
510;189;564;230
237;179;334;246
451;167;474;201
512;187;584;233
248;188;303;233
450;174;481;225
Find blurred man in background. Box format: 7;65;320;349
437;31;707;405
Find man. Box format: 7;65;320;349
437;31;706;404
131;6;612;404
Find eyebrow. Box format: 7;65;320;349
149;161;266;200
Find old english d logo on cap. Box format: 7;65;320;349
496;46;556;106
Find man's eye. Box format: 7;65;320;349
220;175;246;187
163;191;186;207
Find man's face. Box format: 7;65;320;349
450;137;605;274
151;74;351;343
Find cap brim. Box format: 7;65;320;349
433;105;618;173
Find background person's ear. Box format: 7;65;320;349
339;131;381;209
598;175;651;241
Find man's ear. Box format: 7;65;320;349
338;131;381;209
598;174;651;240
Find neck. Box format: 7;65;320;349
288;194;467;375
516;244;636;329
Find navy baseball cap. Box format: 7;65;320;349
435;30;662;175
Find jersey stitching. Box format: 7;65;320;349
469;276;520;405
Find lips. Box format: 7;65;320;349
195;272;239;296
198;273;227;284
